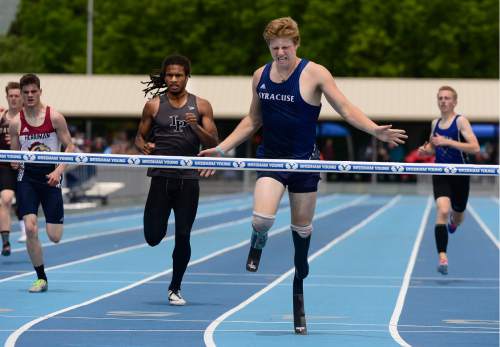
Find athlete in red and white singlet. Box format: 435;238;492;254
9;74;75;293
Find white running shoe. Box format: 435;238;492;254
168;290;186;306
18;221;26;243
17;231;27;243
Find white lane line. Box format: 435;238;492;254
4;279;498;290
389;196;433;346
0;316;497;331
8;194;251;237
2;329;500;335
203;195;401;347
4;194;364;347
10;200;256;254
1;194;342;282
5;270;496;282
10;226;142;254
468;204;500;248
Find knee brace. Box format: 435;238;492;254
251;212;275;249
291;224;313;238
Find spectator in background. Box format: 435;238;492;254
386;142;406;182
475;141;497;164
92;136;108;153
109;130;134;154
321;138;335;161
321;138;335;182
388;142;406;163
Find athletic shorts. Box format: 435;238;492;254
256;171;321;193
17;180;64;224
0;166;17;191
432;175;470;212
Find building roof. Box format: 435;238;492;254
0;74;498;121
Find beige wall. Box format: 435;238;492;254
1;74;498;121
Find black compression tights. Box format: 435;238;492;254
435;224;448;253
144;177;199;292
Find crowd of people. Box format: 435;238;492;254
319;133;497;183
70;129;138;155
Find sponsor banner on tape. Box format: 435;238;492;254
0;150;497;176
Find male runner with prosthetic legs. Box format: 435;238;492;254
200;17;406;334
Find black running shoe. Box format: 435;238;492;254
1;242;11;257
293;294;307;335
246;247;262;272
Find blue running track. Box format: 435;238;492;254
0;193;498;347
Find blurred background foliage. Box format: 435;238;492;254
0;0;498;78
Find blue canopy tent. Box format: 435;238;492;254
472;124;499;139
316;123;354;160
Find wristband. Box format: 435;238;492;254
215;146;225;156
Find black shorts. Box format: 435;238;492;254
0;166;17;191
17;180;64;224
256;171;321;193
432;175;470;212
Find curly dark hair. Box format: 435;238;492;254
142;54;191;97
20;74;41;90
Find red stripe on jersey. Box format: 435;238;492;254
20;106;55;135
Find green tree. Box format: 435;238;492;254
1;0;498;78
92;0;297;74
301;0;499;77
7;0;87;73
0;35;44;72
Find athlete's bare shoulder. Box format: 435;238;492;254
143;96;161;117
254;65;267;78
303;60;332;80
194;95;213;115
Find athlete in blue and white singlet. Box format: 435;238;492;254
433;114;469;165
255;58;322;193
257;58;321;160
418;86;479;275
199;17;407;335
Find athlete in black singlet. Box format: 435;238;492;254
135;54;219;305
0;82;23;255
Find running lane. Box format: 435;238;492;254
398;205;499;347
210;195;430;347
8;195;371;347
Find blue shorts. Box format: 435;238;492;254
17;180;64;224
256;171;320;193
